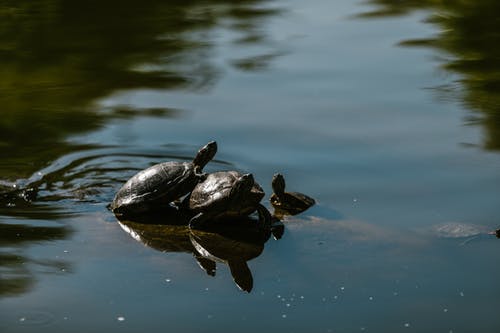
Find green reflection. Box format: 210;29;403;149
0;0;281;179
359;0;500;150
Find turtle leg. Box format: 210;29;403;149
175;193;191;210
257;204;285;239
256;204;272;227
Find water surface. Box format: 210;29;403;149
1;0;500;332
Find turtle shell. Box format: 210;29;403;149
111;161;196;215
270;191;315;215
189;171;264;219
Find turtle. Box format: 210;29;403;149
270;173;315;216
188;171;270;229
110;141;217;216
424;222;499;245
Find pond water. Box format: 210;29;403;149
1;0;499;332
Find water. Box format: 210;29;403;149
1;0;500;332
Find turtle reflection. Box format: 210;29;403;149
116;211;276;292
190;220;272;292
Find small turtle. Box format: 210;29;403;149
188;171;270;229
111;141;217;216
270;173;315;216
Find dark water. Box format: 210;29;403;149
1;0;500;332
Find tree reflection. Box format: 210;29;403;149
359;0;500;150
0;0;281;179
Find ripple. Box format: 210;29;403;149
17;310;55;326
1;144;233;219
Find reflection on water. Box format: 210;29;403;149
1;137;273;296
1;0;284;299
0;144;231;299
0;0;282;179
117;211;275;292
0;222;72;297
1;0;499;331
359;0;500;150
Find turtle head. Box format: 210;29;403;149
193;141;217;170
230;173;255;199
271;173;286;196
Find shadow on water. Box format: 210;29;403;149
358;0;500;150
116;209;275;292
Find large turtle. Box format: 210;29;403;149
188;171;270;229
270;173;315;216
111;141;217;216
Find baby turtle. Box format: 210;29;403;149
188;171;270;229
111;141;217;216
270;173;315;216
